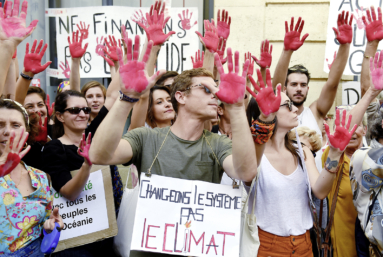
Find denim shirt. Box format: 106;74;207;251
0;163;53;254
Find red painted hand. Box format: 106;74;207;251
252;39;273;68
24;39;51;74
68;30;88;58
77;133;92;166
0;0;38;43
59;60;70;79
244;52;254;76
117;36;165;96
217;9;231;40
216;37;227;64
284;17;309;51
147;1;170;29
326;51;337;70
247;69;282;116
34;116;48;143
333;11;353;44
0;127;30;177
104;35;122;62
324;109;358;152
95;36;113;66
362;7;383;42
136;10;175;46
45;94;54;117
191;50;204;69
352;7;365;30
370;50;383;91
132;10;148;28
196;20;219;53
214;48;249;104
178;9;197;30
76;21;90;40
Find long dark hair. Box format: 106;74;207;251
52;90;86;139
246;97;303;168
146;85;174;128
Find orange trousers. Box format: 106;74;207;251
257;227;313;257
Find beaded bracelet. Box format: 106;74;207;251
250;119;275;145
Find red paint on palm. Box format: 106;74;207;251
68;30;88;58
45;94;54;117
118;36;153;94
333;11;353;44
362;7;383;42
0;0;38;39
324;109;358;152
216;37;227;64
191;50;204;69
252;40;273;68
104;35;121;62
247;69;281;116
178;9;197;30
132;10;148;28
196;20;219;53
34;116;47;143
326;51;337;70
136;10;175;46
370;50;383;90
76;21;90;40
77;133;92;166
217;9;231;40
0;152;20;177
284;17;309;51
214;48;249;104
59;60;70;79
95;36;114;66
244;52;254;76
353;7;365;30
24;39;51;74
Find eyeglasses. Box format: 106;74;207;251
64;107;91;115
184;83;216;94
280;101;293;111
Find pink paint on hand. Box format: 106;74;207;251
24;39;51;74
95;36;114;66
324;109;358;152
59;60;70;78
214;48;248;104
0;0;38;39
247;69;281;116
362;7;383;42
284;17;309;51
104;35;122;62
77;133;92;166
195;20;219;53
68;30;88;58
0;153;20;177
76;21;90;40
178;9;197;30
252;39;273;68
332;11;353;44
370;50;383;90
326;51;337;70
244;52;254;76
217;37;227;64
191;49;204;69
34;116;47;143
132;9;148;28
45;94;54;117
217;9;231;40
353;7;365;30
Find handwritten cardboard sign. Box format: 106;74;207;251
52;165;117;252
324;0;383;75
46;6;199;79
131;174;242;257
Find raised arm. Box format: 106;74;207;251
68;30;88;92
89;36;165;165
272;17;309;89
3;58;16;99
313;11;352;118
196;19;219;74
244;52;254;108
252;39;272;86
15;39;51;104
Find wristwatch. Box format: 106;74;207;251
119;90;139;103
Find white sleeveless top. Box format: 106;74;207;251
297;107;323;172
250;155;313;236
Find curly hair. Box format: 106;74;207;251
288;126;322;152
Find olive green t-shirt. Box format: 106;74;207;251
123;126;232;257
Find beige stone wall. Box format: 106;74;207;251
215;0;354;117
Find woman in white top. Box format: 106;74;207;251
246;69;357;256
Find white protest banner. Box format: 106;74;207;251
342;81;361;105
52;170;109;241
324;1;383;75
131;174;241;257
46;6;198;79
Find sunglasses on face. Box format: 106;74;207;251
64;107;91;115
280;101;293;111
288;66;308;73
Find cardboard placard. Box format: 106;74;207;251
131;174;242;257
52;165;117;252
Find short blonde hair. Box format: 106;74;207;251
81;81;107;99
288;126;322;152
